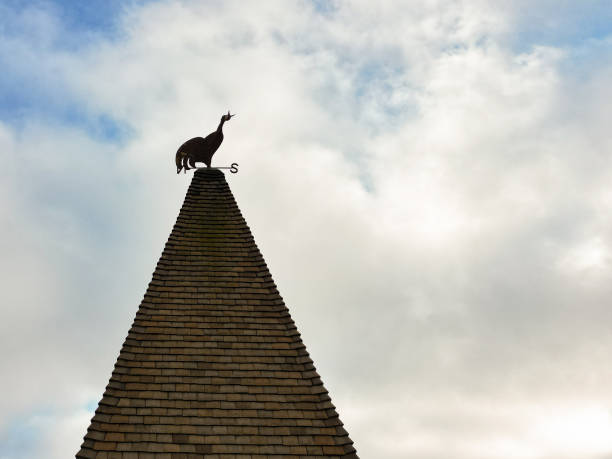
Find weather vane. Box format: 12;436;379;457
175;110;238;174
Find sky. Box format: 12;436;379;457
1;1;612;458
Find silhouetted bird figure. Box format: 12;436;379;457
175;111;235;173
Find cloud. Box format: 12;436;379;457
1;1;612;458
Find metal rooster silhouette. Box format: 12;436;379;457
175;111;235;173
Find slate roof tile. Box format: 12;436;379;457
77;168;357;458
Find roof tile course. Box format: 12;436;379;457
77;168;357;458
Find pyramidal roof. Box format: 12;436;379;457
77;168;357;458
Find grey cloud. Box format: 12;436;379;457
2;1;612;458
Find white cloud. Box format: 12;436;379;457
1;1;612;458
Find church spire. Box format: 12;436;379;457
77;168;357;458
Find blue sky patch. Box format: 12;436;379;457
0;410;53;458
1;0;151;45
511;2;612;52
0;0;136;142
310;0;339;16
85;400;98;413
